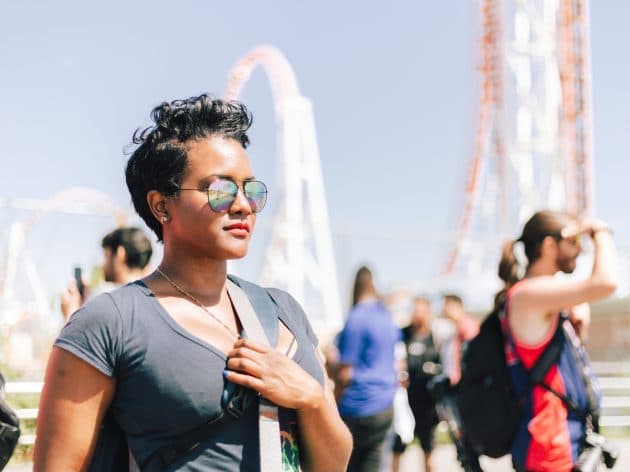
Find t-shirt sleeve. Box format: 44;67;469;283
337;311;363;366
54;293;124;377
267;288;319;348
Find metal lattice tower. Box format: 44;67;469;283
225;45;344;334
443;0;594;278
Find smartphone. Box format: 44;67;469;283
74;266;85;298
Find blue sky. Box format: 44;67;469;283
2;1;629;312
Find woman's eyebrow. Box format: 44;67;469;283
202;174;256;181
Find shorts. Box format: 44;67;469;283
391;421;437;454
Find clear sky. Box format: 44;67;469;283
2;1;629;313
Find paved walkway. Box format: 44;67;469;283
8;439;630;471
398;438;630;471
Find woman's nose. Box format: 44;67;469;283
229;187;253;215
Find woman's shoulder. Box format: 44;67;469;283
265;287;301;310
264;287;319;344
105;279;150;302
55;287;139;377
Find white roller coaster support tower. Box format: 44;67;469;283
225;46;343;334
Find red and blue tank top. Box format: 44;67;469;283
502;286;600;472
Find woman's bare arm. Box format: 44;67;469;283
509;229;617;344
296;354;353;472
512;230;617;315
33;347;115;471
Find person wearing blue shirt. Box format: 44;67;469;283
336;266;401;472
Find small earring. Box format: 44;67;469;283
161;216;169;223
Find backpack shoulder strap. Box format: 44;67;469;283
503;312;583;414
225;277;283;472
227;274;279;346
527;317;564;384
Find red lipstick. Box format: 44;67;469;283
224;222;250;236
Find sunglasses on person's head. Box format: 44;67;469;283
179;178;268;213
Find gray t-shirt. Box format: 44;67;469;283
55;280;324;471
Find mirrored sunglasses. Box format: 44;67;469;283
180;178;268;213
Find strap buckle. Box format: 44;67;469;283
223;388;250;418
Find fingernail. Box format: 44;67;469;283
222;369;229;378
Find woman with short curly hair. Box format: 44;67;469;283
34;94;352;471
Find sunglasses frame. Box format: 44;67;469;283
179;177;268;213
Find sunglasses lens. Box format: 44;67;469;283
244;181;268;213
208;179;238;212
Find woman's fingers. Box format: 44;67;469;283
226;356;264;377
226;337;324;409
232;337;269;353
223;370;266;392
227;344;269;361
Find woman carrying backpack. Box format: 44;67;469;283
497;210;617;472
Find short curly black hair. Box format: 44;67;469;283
125;94;253;241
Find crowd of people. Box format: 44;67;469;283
10;94;616;472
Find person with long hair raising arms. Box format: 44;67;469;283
34;95;352;471
497;210;617;472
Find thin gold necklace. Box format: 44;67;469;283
156;267;239;339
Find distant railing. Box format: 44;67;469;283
6;381;43;446
592;362;630;428
8;364;630;446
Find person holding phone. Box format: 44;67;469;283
35;94;352;471
59;227;153;321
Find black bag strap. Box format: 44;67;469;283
529;319;583;413
140;276;279;472
500;308;582;413
141;397;258;472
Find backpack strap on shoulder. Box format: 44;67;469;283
502;311;586;416
528;317;565;385
227;274;279;346
528;319;583;413
225;277;282;472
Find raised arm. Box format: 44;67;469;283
33;347;115;471
511;226;617;315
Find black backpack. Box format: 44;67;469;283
0;373;21;470
457;305;565;458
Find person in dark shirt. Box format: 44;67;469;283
392;296;441;472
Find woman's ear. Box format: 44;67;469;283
147;190;170;223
